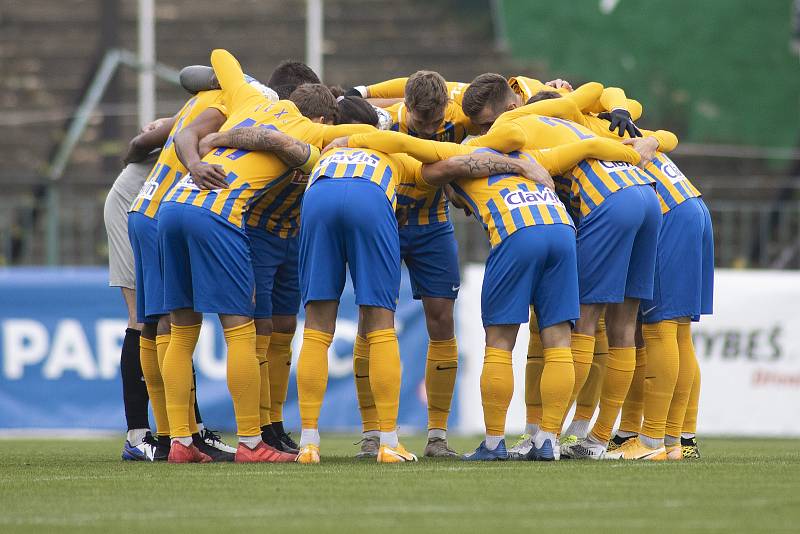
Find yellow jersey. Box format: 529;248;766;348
309;147;426;209
507;94;690;215
346;131;640;247
643;153;702;214
364;76;476;225
129;90;227;218
164;49;372;229
243;170;309;238
467;110;654;219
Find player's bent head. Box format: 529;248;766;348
527;90;562;104
290;83;338;124
268;60;321;100
462;73;516;133
335;96;380;126
404;70;449;139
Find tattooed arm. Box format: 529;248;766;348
200;126;318;172
422;151;554;190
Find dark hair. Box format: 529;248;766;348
328;85;346;98
289;84;337;122
405;70;449;118
461;73;514;119
268;60;321;100
336;96;379;126
526;90;562;105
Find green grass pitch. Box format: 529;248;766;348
1;436;798;532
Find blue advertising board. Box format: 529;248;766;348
0;268;448;433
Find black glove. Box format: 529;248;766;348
344;87;365;97
598;109;642;138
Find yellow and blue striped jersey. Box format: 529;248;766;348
344;131;640;247
384;101;473;225
164;49;372;230
643;153;702;213
450;150;574;248
129;90;227;218
243;170;309;238
309;147;425;209
468;113;653;219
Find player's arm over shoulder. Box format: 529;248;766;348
464;121;527;153
535;137;641;175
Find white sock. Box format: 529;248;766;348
428;428;446;440
380;431;399;448
564;418;590;438
238;435;262;449
172;436;193;447
127;428;149;444
299;429;320;447
485;434;503;450
664;434;680;447
534;431;556;449
616;430;637;439
196;423;205;433
524;423;539;437
639;434;663;449
363;430;380;440
681;432;695;440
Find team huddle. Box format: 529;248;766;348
105;47;712;464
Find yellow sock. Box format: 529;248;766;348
619;346;647;434
256;334;272;427
666;323;698;438
540;347;574;434
683;363;701;435
425;337;458;431
163;324;200;437
367;329;402;433
481;347;513;436
158;334;197;436
353;335;379;432
139;336;169;436
526;314;544;426
224;321;260;437
570;333;595;403
574;318;608;421
297;328;332;429
592;346;636;442
267;332;294;423
640;321;680;440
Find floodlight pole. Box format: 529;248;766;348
138;0;156;126
306;0;324;80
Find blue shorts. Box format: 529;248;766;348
576;185;662;304
399;221;460;300
128;212;165;324
247;225;300;319
158;202;255;316
640;197;714;323
482;224;579;328
299;178;400;311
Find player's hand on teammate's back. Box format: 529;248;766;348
140;117;171;134
598;109;642;138
545;79;573;91
518;158;555;192
322;136;350;154
623;136;659;168
188;161;229;190
443;184;471;217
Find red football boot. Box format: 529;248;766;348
168;441;212;464
235;441;298;463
